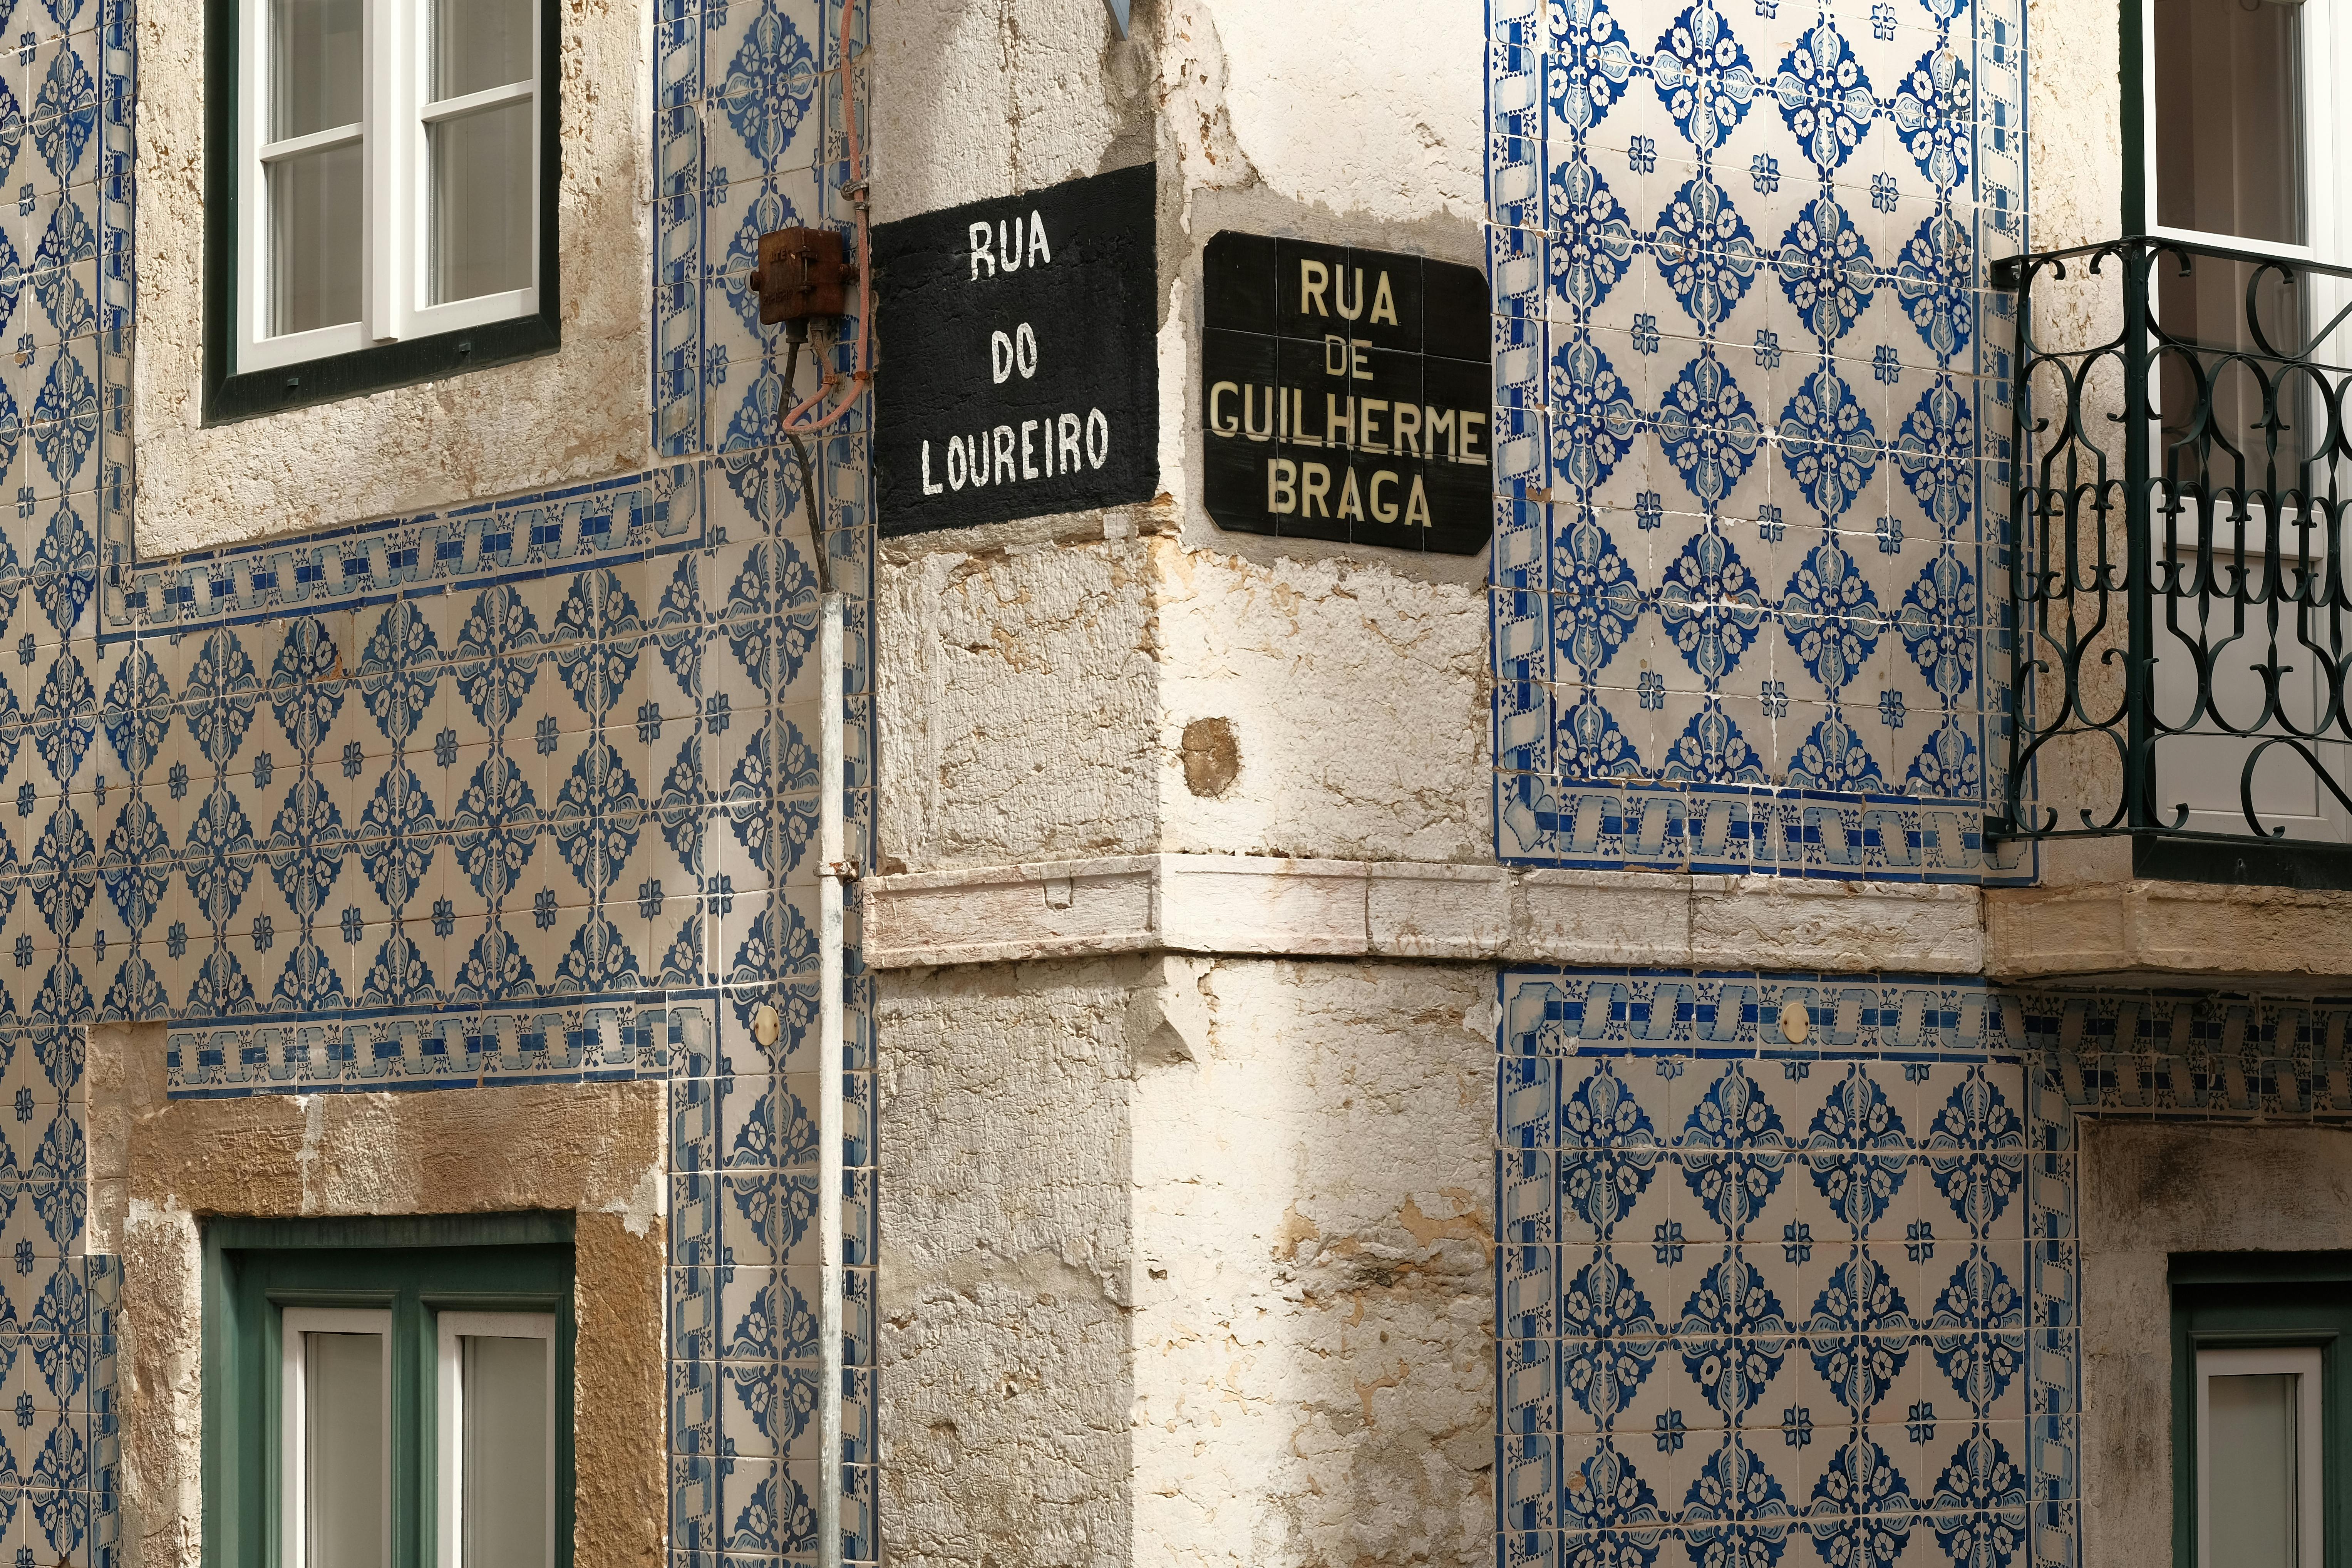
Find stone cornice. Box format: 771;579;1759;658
1985;879;2352;985
859;855;1987;973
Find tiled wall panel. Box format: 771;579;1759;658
1497;969;2035;1568
1501;972;2352;1568
5;0;880;1561
1487;0;2028;881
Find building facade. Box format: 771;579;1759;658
0;0;2326;1561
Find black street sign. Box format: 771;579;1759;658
1200;233;1490;554
873;163;1159;535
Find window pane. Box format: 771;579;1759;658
270;141;363;333
461;1335;549;1568
429;101;532;305
2208;1371;2300;1568
305;1331;385;1568
270;0;362;141
433;0;534;100
2152;0;2304;244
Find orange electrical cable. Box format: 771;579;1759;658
779;0;871;436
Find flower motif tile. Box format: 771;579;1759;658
1493;0;2022;878
1501;970;2352;1568
40;0;879;1560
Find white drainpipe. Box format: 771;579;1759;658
814;589;848;1568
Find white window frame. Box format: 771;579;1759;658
2139;0;2348;265
2134;0;2352;839
2195;1344;2325;1568
280;1305;394;1568
434;1309;558;1568
237;0;542;375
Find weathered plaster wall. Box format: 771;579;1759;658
876;955;1493;1567
867;0;1483;230
2076;1120;2352;1568
2002;0;2131;892
874;520;1494;873
1154;525;1490;863
875;957;1139;1566
131;0;653;554
876;526;1162;872
1129;960;1492;1564
2025;0;2122;254
868;0;1498;876
104;1022;666;1568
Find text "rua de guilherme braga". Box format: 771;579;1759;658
1211;260;1486;529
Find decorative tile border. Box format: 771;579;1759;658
1486;0;2032;884
1501;971;2352;1568
1498;968;2032;1568
99;469;700;630
1493;779;2024;879
60;0;879;1561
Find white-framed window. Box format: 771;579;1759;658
2135;0;2352;839
280;1306;394;1568
238;0;541;375
2196;1344;2324;1568
2141;0;2344;260
435;1311;558;1568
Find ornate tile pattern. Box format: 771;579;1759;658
22;0;877;1561
1487;0;2027;881
1501;972;2352;1568
1498;968;2034;1568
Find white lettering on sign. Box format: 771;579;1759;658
968;211;1055;280
1265;458;1432;526
1296;260;1402;327
914;201;1123;508
1210;330;1486;530
922;408;1113;496
1323;335;1372;380
990;323;1040;383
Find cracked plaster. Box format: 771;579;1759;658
878;955;1493;1568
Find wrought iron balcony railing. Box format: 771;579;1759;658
1994;235;2352;881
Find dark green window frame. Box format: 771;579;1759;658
199;0;563;424
201;1213;577;1568
2171;1253;2352;1568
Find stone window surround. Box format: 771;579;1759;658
131;0;653;558
99;1025;666;1568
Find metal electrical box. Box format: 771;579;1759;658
751;226;854;327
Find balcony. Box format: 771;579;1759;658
1994;235;2352;887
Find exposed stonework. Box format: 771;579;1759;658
113;1056;666;1568
863;854;1991;973
1986;880;2352;984
876;955;1493;1567
1178;717;1238;797
131;0;653;554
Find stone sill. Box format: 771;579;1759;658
1986;880;2352;985
861;856;1985;973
